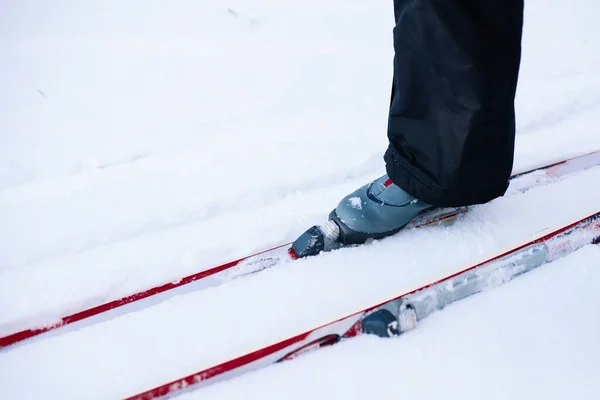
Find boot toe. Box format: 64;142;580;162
333;176;431;237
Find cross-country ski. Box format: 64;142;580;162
125;210;600;400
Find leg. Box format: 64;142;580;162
385;0;524;207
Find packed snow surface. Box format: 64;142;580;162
1;0;599;399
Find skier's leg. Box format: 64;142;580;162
385;0;524;207
331;0;524;244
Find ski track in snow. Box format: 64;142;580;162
1;0;600;398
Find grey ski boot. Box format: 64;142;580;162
290;175;432;258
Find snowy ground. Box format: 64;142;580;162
1;0;600;399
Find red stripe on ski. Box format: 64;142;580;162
0;242;291;349
124;211;600;400
123;331;313;400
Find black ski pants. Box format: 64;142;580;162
385;0;524;207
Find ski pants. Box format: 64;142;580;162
385;0;524;207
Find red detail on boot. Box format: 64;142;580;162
384;178;394;187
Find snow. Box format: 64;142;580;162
348;196;363;210
1;166;599;399
1;0;599;399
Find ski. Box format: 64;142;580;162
124;210;600;400
1;150;599;349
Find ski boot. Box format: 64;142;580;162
290;174;432;258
